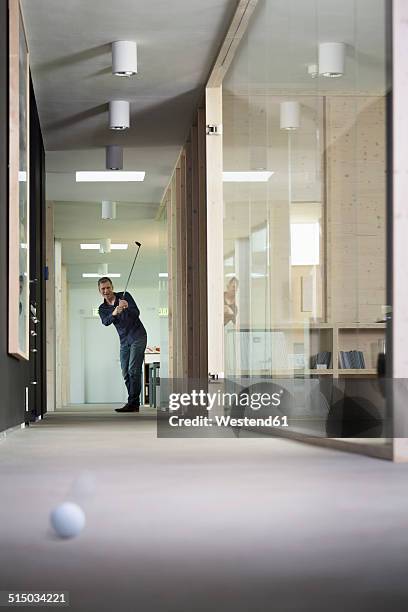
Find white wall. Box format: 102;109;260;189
69;282;160;404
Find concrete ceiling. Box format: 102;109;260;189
224;0;388;95
21;0;237;285
21;0;238;202
22;0;387;284
46;147;180;203
54;201;164;285
23;0;237;152
221;0;388;253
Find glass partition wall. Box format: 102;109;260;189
222;0;389;442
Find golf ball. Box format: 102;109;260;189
50;502;85;539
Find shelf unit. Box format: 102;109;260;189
334;323;385;377
231;323;386;378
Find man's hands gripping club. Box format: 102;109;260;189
113;299;129;316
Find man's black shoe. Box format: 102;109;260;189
115;404;139;413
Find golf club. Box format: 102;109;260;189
123;241;142;299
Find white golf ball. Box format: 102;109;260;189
50;502;85;539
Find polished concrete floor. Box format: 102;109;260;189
0;405;408;612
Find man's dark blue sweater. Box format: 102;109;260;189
98;291;146;346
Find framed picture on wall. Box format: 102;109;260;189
9;0;30;360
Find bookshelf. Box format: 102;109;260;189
335;323;385;376
228;323;386;378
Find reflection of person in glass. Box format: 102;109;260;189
224;277;239;377
19;274;24;316
224;277;239;326
18;273;26;352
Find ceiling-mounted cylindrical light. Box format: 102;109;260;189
307;63;318;79
280;101;300;130
106;145;123;170
101;201;117;220
318;42;345;78
109;100;130;130
98;263;109;276
99;238;111;254
112;41;137;77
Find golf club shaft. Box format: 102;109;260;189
123;242;141;299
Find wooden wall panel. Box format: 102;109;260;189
191;126;200;378
167;185;174;378
326;96;386;324
54;240;62;409
392;0;408;460
175;165;183;377
206;86;224;376
180;152;188;378
0;0;31;431
162;103;208;381
61;265;69;406
45;201;55;412
185;141;194;378
197;107;208;378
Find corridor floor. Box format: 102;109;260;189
0;405;408;612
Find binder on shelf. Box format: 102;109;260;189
310;351;332;369
338;350;365;369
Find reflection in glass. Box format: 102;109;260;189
221;0;389;441
18;12;29;357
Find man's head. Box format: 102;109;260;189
226;276;239;297
98;277;114;300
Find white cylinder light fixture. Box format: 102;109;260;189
280;101;300;130
101;201;117;220
318;42;345;78
112;41;137;77
307;63;318;79
106;145;123;170
98;263;109;276
99;238;111;254
109;100;130;130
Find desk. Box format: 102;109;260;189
143;351;160;405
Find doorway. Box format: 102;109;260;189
84;317;127;404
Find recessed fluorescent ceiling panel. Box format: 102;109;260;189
222;171;273;182
82;273;121;278
80;243;128;250
76;171;145;182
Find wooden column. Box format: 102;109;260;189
392;0;408;460
162;104;209;381
206;86;224;376
175;163;183;377
197;107;208;378
191;126;200;379
203;0;258;377
61;264;69;406
185;140;194;378
167;184;174;378
54;239;62;409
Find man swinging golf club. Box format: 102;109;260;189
98;242;147;413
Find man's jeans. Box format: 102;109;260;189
120;335;147;406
